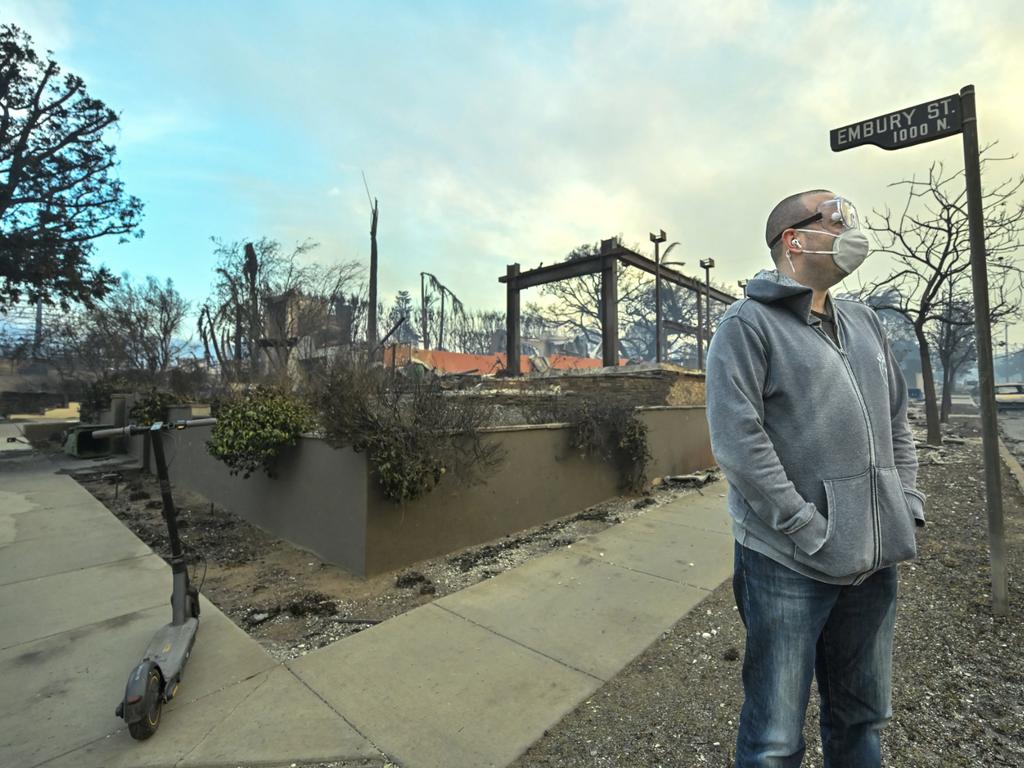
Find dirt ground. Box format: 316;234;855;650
508;412;1024;768
71;463;720;662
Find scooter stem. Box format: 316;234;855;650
149;424;190;627
149;424;184;560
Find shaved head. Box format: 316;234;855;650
766;189;832;262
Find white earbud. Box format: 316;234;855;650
792;238;801;248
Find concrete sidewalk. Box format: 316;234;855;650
0;451;379;768
1;447;734;768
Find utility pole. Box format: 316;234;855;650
737;279;748;298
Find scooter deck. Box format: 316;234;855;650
142;618;198;699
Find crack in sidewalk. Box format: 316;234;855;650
432;602;605;683
173;671;272;767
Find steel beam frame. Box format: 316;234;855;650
500;242;736;376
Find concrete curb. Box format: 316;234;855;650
998;436;1024;497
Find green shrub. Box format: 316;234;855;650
528;396;652;492
313;354;505;503
207;387;314;478
129;389;175;426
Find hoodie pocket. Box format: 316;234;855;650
793;469;875;578
874;466;918;566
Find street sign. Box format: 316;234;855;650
828;85;1008;616
830;94;962;152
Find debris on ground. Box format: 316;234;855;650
395;571;429;588
661;470;717;488
73;463;719;661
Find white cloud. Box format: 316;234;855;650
117;105;205;146
2;0;74;52
67;0;1024;341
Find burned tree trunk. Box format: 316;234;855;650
368;198;379;356
915;324;942;445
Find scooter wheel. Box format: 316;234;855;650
128;667;163;740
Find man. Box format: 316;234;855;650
705;190;926;767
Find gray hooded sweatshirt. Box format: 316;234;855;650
706;269;925;585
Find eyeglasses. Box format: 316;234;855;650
769;196;859;248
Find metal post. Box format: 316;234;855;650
961;83;1008;616
699;258;715;370
705;266;711;354
601;255;619;368
506;264;521;376
696;291;703;370
651;230;666;363
655;242;661;363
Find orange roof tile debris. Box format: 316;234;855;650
381;345;628;374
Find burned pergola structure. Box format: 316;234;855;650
501;238;737;376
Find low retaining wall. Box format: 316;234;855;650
130;406;715;577
363;406;714;573
134;427;370;574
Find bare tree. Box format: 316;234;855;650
34;275;189;388
535;242;629;353
432;308;497;356
197;237;363;382
143;277;190;373
856;152;1024;444
928;283;977;422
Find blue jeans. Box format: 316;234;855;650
732;543;898;768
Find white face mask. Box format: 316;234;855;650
794;227;870;274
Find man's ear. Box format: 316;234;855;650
785;230;802;252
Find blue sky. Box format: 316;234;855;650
5;0;1024;343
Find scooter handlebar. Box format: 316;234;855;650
91;417;218;439
177;417;217;429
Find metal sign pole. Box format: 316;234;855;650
830;84;1008;615
959;84;1008;616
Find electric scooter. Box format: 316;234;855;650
92;417;216;740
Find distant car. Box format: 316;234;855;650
995;383;1024;409
907;387;925;401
